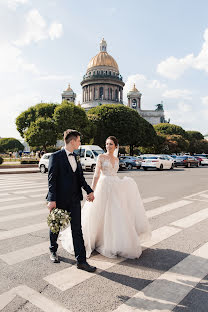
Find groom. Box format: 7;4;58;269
46;129;96;272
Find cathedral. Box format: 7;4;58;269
62;39;167;125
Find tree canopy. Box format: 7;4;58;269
0;138;24;152
24;117;57;152
16;103;58;138
154;123;187;138
186;130;204;141
53;101;89;141
88;104;157;154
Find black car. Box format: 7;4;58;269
175;156;199;168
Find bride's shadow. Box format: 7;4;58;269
98;248;208;311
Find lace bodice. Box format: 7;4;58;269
91;154;119;190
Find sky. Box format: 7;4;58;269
1;0;208;141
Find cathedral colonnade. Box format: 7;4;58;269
82;85;123;102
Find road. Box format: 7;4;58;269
0;167;208;312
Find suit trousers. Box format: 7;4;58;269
49;199;86;264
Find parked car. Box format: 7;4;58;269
200;157;208;166
141;155;174;171
74;145;104;172
119;158;126;170
174;156;199;168
38;153;52;173
194;156;203;165
119;156;141;169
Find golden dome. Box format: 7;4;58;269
87;52;119;71
131;83;139;92
87;39;119;71
65;84;73;92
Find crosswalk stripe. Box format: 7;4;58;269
143;196;164;204
199;193;208;198
0;222;47;240
0;285;71;311
142;226;181;248
0;209;47;223
0;200;45;212
112;242;208;312
184;189;208;199
146;200;192;218
30;193;47;198
0;183;46;192
171;207;208;228
13;188;47;194
0;193;10;196
0;196;26;203
44;254;122;291
0;242;50;265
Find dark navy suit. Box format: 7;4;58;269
46;149;93;263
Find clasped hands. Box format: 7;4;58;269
87;192;95;202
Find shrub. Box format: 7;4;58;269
20;160;39;164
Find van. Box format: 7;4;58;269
74;145;104;171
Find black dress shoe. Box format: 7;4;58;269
50;251;60;263
77;262;96;273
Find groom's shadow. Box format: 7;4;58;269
58;256;76;265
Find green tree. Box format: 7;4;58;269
186;130;204;141
53;101;90;142
16;103;57;138
154;123;187;138
24;117;57;152
185;131;205;154
0;138;24;152
87;104;157;155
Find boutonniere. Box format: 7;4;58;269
76;155;80;162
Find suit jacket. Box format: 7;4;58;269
46;149;93;209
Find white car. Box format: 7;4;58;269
142;155;174;171
200;157;208;166
38;153;52;173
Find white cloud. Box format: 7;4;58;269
157;54;194;79
0;43;38;74
37;75;72;81
75;93;82;105
49;22;63;40
123;74;166;108
14;9;63;46
163;89;192;100
3;0;28;10
157;27;208;79
201;96;208;106
165;102;194;125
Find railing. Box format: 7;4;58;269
82;73;123;81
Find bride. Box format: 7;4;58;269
60;136;151;259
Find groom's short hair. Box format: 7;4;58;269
64;129;81;144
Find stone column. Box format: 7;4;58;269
120;89;123;102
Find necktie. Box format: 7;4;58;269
68;153;74;157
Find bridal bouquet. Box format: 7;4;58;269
47;208;71;234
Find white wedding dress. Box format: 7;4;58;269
60;154;151;259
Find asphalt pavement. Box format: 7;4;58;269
0;167;208;311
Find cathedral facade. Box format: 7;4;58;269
62;39;167;125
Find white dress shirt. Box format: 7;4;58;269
65;148;77;172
